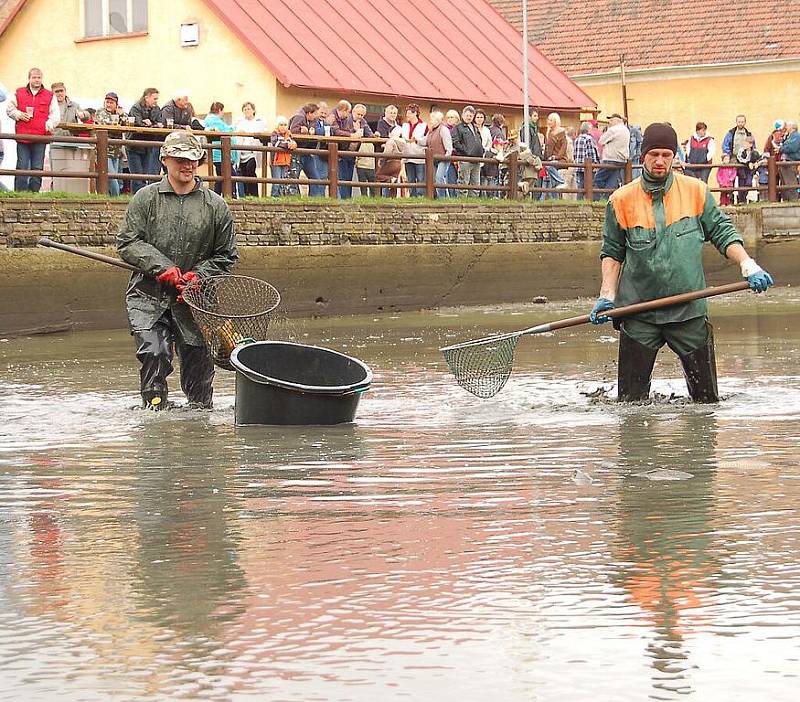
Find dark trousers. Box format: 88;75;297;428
128;147;160;193
356;167;377;196
239;158;259;197
687;163;711;182
299;154;325;196
312;155;328;196
736;167;751;204
780;163;799;201
213;162;224;195
618;316;717;402
15;141;47;192
134;314;215;407
405;162;425;196
592;161;624;200
338;157;355;199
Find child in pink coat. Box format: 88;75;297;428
716;154;737;206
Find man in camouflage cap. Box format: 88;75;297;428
117;131;238;410
160;129;205;161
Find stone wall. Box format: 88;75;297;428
0;198;608;247
1;197;795;249
1;197;797;336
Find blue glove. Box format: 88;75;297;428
747;270;773;293
590;297;615;324
741;258;773;293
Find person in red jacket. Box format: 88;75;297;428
5;67;59;192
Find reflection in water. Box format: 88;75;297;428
614;412;719;698
132;421;247;635
0;294;798;700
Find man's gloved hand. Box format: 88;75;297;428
156;265;183;288
177;270;199;291
740;258;774;293
175;271;199;304
590;297;615;324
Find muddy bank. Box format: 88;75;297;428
1;238;797;336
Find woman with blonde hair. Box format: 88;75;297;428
543;112;567;198
444;109;461;197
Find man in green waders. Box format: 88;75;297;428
117;131;238;409
589;123;773;402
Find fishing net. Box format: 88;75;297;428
182;275;281;370
440;332;520;399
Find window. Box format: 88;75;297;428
84;0;148;38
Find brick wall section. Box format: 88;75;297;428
0;198;795;248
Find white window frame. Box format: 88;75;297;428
83;0;148;39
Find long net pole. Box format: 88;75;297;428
521;0;530;147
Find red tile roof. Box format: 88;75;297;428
489;0;800;74
201;0;595;109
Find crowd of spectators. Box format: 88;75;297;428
3;67;799;203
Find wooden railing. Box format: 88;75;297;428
1;126;797;203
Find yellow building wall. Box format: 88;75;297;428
0;0;277;121
577;66;800;152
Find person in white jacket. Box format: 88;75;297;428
592;113;630;200
235;101;268;197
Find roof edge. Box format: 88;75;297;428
0;0;28;39
280;82;593;112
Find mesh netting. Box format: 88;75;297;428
182;275;281;370
440;333;520;399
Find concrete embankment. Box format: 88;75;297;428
1;198;797;336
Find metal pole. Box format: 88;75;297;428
620;54;629;122
521;0;530;147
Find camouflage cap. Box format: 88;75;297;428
160;130;204;160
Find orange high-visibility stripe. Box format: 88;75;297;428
610;174;708;231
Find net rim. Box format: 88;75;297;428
182;274;281;320
439;330;522;353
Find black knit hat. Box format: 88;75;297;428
641;123;678;157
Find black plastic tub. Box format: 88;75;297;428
229;341;373;426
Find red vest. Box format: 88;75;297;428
15;86;53;142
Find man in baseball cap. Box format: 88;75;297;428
116;129;238;410
588;122;773;403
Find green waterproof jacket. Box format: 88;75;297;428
600;171;743;324
117;177;239;345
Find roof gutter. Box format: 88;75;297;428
570;56;800;81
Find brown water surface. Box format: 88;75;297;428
0;290;798;701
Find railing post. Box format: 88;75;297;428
261;148;269;198
767;155;778;203
624;159;633;184
328;141;339;198
96;129;109;195
585;159;594;201
508;151;519;199
221;136;233;199
583;156;592;200
425;147;435;199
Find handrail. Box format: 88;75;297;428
1;129;795;202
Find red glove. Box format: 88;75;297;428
177;271;199;291
176;271;199;304
156;266;182;287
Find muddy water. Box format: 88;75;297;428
0;289;798;701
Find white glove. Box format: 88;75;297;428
739;257;763;278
